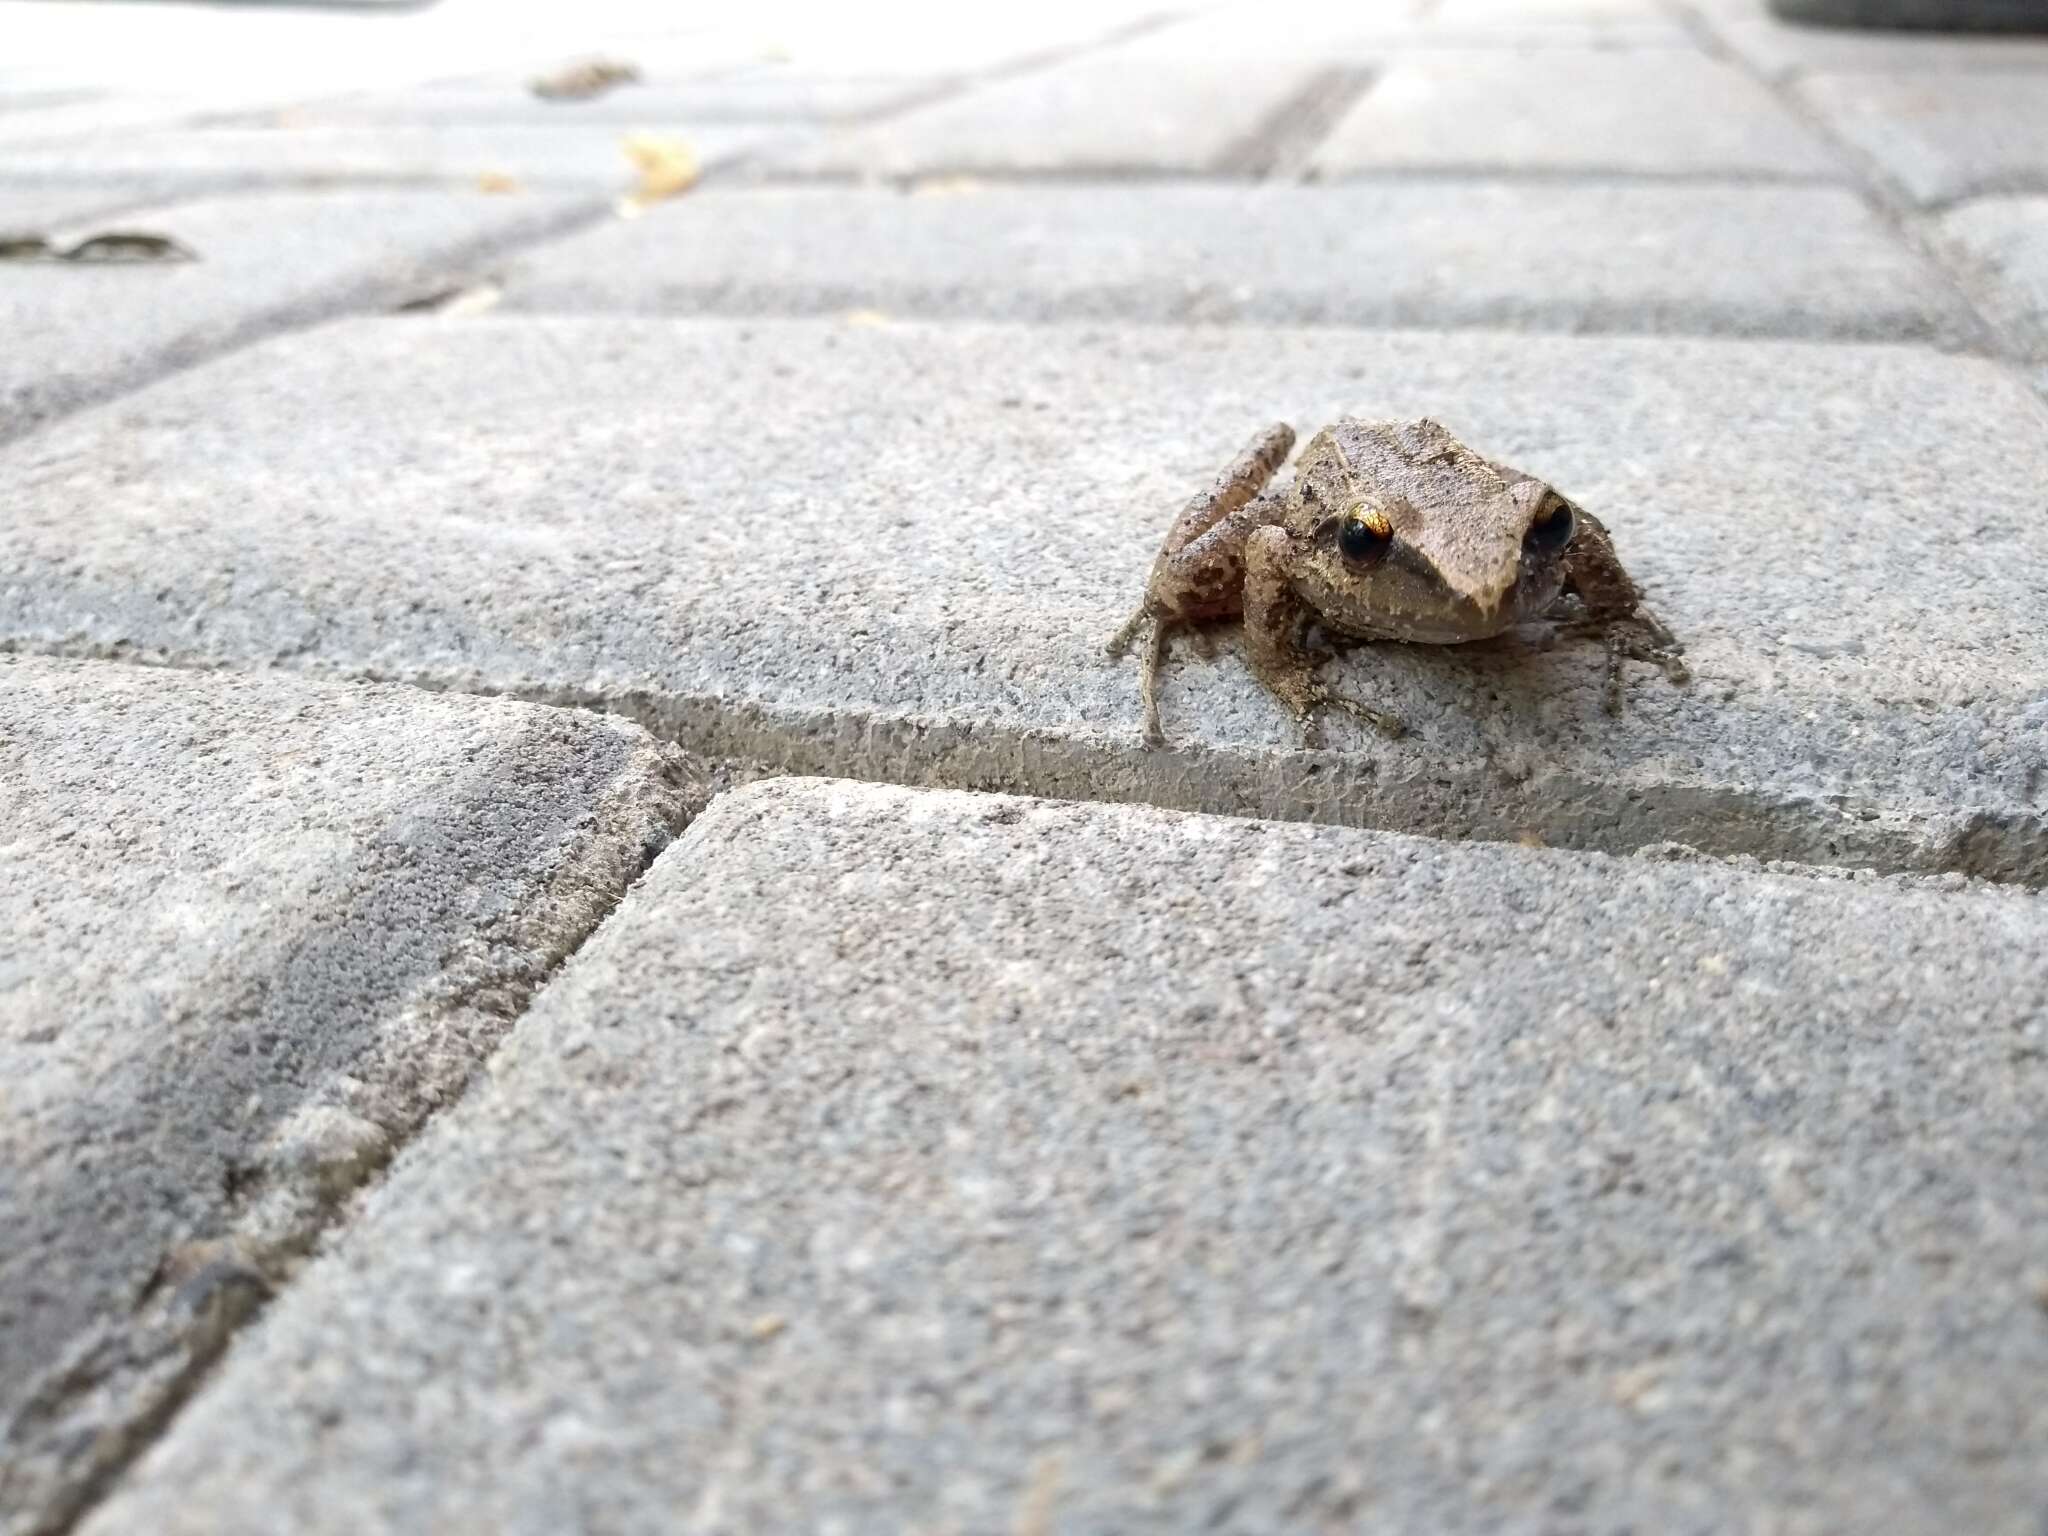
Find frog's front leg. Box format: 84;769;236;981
1557;508;1690;714
1242;526;1404;744
1107;422;1296;744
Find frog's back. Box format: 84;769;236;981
1323;417;1508;511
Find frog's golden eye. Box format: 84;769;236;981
1338;506;1393;564
1524;492;1576;555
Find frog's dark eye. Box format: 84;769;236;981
1525;494;1575;555
1338;507;1393;564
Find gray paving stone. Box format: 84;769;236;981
77;779;2048;1536
0;654;689;1536
1425;0;1696;45
2;315;2044;883
1137;1;1695;55
1314;50;1847;181
0;182;190;233
0;187;592;443
1798;70;2048;205
1935;193;2048;359
500;180;1976;344
266;69;940;127
0;121;773;192
1708;11;2048;79
761;44;1321;178
747;3;1172;75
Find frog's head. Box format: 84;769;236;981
1287;418;1576;643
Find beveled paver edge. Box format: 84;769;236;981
0;705;696;1536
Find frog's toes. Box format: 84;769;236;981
1105;603;1153;659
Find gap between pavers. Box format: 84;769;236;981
71;778;2048;1535
495;180;1983;346
0;186;604;446
1795;70;2048;208
0;654;694;1536
2;314;2043;885
757;42;1331;178
1935;194;2048;363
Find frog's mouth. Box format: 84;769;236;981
1342;540;1569;644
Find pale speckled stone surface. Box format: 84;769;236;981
1314;49;1847;181
0;187;594;442
1797;70;2048;206
0;121;775;192
253;69;940;127
76;780;2048;1536
760;45;1322;177
1;315;2043;882
1936;193;2048;360
500;180;1978;344
1694;0;2048;80
0;655;689;1536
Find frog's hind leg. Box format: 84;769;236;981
1554;507;1689;714
1109;423;1297;746
1134;615;1173;746
1106;422;1296;661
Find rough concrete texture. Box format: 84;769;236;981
723;1;1170;76
1935;194;2048;360
0;182;194;233
1128;1;1693;57
501;180;1978;344
3;315;2045;884
257;69;940;127
0;187;593;444
1797;70;2048;206
1704;11;2048;81
1423;0;1694;46
0;122;772;193
761;46;1325;178
0;655;690;1535
1314;50;1846;181
78;780;2048;1536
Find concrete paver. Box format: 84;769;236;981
0;182;194;232
0;654;689;1536
76;779;2048;1535
762;45;1324;178
267;70;939;127
1;315;2043;883
500;180;1977;344
1427;0;1695;45
0;122;775;194
0;188;594;444
1314;49;1846;181
1797;70;2048;205
1706;13;2048;81
1132;2;1695;57
1936;193;2048;359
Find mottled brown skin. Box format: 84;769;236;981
1107;418;1687;746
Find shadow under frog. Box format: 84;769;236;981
1108;418;1688;747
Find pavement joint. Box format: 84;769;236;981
1214;64;1376;179
6;5;2048;1530
1667;0;2034;372
0;656;698;1536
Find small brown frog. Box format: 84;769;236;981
1107;418;1686;745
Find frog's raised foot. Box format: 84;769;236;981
1300;686;1406;748
1554;613;1690;715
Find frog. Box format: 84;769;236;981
1106;418;1687;746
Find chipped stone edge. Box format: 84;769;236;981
0;730;696;1536
20;640;2042;888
